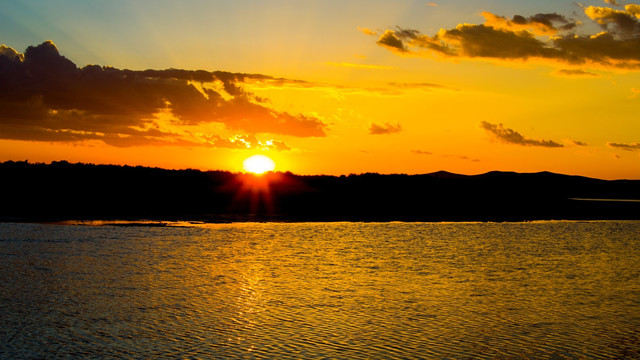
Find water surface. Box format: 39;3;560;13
1;221;639;359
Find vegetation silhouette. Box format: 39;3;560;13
1;160;639;222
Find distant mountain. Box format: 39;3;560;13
425;170;468;179
1;161;639;222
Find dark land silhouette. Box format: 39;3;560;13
1;160;639;223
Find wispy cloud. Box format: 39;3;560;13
480;121;564;148
571;140;589;146
204;135;293;151
357;27;377;36
412;149;480;162
373;4;640;70
551;69;600;78
369;122;402;135
411;150;433;155
0;41;328;147
243;76;455;100
608;142;640;150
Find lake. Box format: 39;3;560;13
1;221;639;359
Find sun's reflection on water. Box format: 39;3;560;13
1;221;640;358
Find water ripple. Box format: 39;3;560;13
1;221;640;358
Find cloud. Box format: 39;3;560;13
243;74;455;99
265;139;293;152
204;134;293;151
608;141;640;150
440;154;481;162
551;69;600;77
571;140;589;146
358;27;377;36
604;0;621;6
412;149;480;161
374;5;640;69
480;121;564;147
412;150;433;155
427;3;438;7
369;122;402;135
482;11;576;35
583;5;640;37
0;41;328;147
376;30;408;53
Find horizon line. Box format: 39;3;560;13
2;159;638;181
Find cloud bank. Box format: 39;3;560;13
480;121;564;148
0;41;327;148
372;3;640;69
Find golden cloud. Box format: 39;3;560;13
358;27;377;36
481;12;575;36
0;41;328;147
204;134;293;151
375;5;640;70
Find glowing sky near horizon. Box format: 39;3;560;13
1;0;640;179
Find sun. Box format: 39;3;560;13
243;154;276;174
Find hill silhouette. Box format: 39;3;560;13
1;160;639;222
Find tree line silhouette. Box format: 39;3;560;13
1;160;639;222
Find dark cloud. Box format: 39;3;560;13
530;13;577;31
369;122;402;135
608;142;640;150
439;24;554;59
552;69;600;77
374;5;640;69
571;140;589;146
480;121;564;148
0;41;328;147
376;30;407;53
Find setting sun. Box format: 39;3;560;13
243;155;276;174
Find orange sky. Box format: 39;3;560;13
1;0;640;179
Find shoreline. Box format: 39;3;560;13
3;217;640;227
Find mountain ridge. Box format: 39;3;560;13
1;160;638;222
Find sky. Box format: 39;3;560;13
1;0;640;179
